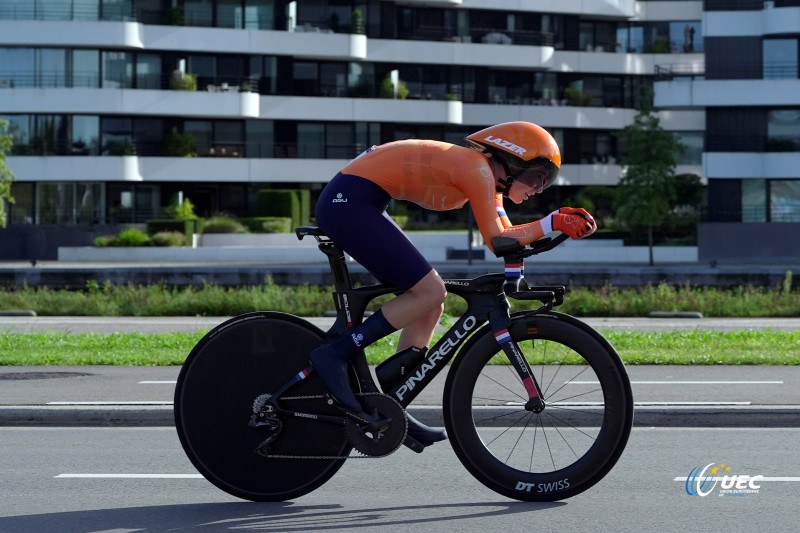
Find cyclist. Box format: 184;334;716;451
310;121;596;449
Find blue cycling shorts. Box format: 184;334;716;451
315;173;433;291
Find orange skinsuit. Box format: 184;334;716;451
341;139;548;252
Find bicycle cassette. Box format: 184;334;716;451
345;394;407;457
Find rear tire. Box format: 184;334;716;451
444;313;633;501
174;312;351;501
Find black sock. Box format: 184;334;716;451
326;309;397;361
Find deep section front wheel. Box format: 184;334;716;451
174;312;351;501
444;313;633;502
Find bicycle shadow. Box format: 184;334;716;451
0;500;565;532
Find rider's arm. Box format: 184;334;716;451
462;179;549;252
464;177;596;252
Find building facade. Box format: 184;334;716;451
1;0;709;258
656;0;800;261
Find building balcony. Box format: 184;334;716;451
0;20;368;60
704;2;800;36
655;78;800;108
7;154;702;189
366;38;553;69
703;152;800;179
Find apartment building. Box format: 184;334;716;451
656;0;800;261
0;0;706;258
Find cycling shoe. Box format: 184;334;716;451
406;413;447;446
308;344;362;413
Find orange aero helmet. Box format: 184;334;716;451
466;121;561;195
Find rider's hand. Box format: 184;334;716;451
550;207;597;239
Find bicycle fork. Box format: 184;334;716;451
489;260;546;413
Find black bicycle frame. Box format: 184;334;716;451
268;227;564;423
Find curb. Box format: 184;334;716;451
3;405;800;428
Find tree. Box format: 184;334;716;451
614;92;684;265
0;120;15;228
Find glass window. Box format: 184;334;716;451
102;51;133;88
320;63;346;97
101;117;134;154
326;123;354;158
0;114;31;152
34;115;68;155
670;21;702;53
348;62;373;97
134;117;164;156
38;48;67;87
0;47;34;88
246;119;273;158
675;132;703;165
71;115;100;155
217;0;242;28
136;53;161;89
214;121;244;156
767;110;800;151
101;0;132;21
185;120;212;155
72;49;99;88
8;182;34;225
188;55;216;87
293;62;319;96
185;0;213;27
73;0;100;20
771;180;800;222
36;181;103;224
297;123;324;158
742;179;766;223
37;0;70;20
763;39;798;79
245;0;274;30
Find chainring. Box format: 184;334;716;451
345;393;407;457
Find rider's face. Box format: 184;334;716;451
507;179;539;204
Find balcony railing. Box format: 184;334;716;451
654;63;706;81
706;135;800;152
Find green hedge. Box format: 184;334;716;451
255;188;310;229
147;219;202;242
241;217;293;233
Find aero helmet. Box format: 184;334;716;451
466;121;561;195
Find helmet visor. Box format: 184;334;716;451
508;160;558;194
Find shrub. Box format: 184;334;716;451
93;235;116;247
256;189;301;228
163;132;196;157
242;217;293;233
115;228;150;246
202;215;247;234
150;231;186;247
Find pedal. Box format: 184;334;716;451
402;435;426;454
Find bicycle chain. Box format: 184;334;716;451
258;392;402;460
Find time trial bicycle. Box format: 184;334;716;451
174;226;634;502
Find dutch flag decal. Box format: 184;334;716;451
494;329;512;344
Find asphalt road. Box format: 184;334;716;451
0;426;798;532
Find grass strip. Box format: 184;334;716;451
0;329;797;366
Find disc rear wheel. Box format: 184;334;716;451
174;312;351;501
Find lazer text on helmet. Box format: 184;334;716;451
484;135;526;156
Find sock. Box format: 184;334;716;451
309;309;397;412
326;309;397;360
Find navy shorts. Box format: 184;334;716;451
315;173;433;291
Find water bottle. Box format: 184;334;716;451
375;346;425;392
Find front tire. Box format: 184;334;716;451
444;313;633;501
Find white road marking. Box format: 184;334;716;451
47;401;172;405
570;381;783;385
56;474;202;479
139;381;177;384
674;476;800;482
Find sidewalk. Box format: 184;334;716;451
1;364;798;428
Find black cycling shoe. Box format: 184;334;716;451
406;413;447;446
308;344;362;413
